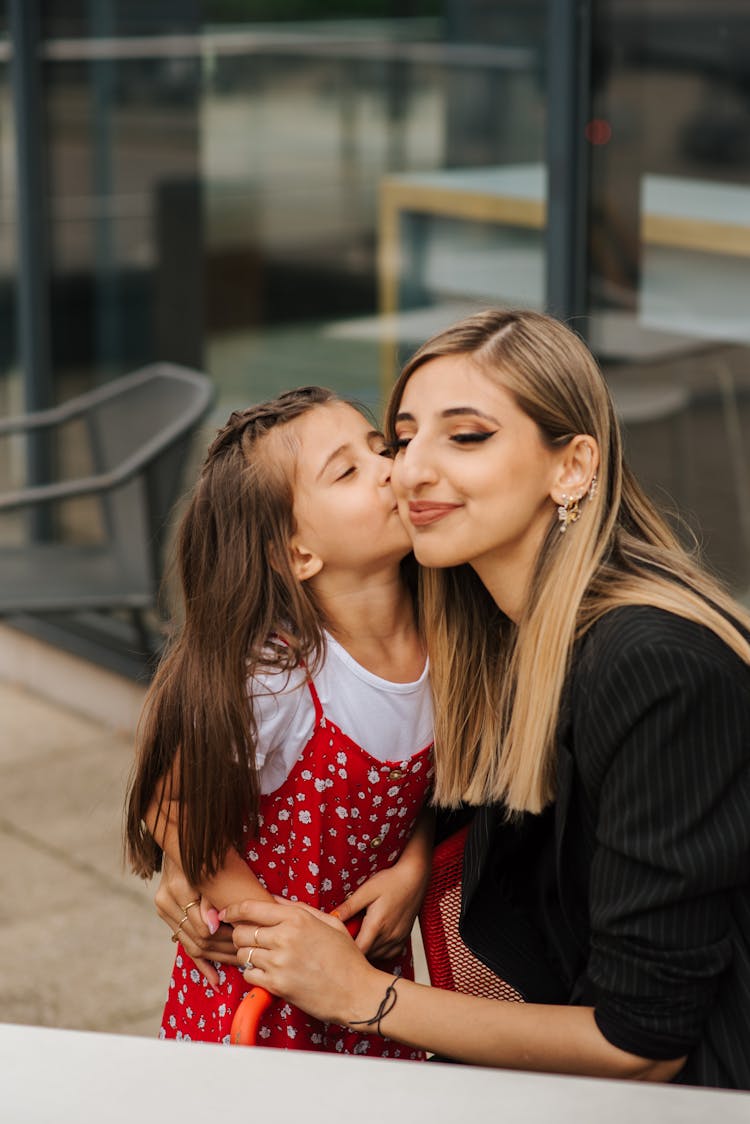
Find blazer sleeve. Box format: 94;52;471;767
576;609;750;1060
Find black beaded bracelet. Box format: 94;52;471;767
350;976;399;1037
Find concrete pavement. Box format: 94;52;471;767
0;634;172;1036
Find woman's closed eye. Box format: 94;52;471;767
387;437;410;453
335;464;356;481
388;431;495;452
450;430;496;445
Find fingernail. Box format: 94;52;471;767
207;908;220;934
217;908;227;923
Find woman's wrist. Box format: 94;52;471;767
343;966;398;1033
349;974;400;1036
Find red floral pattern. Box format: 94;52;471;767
161;678;433;1057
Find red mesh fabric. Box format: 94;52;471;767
419;824;522;1002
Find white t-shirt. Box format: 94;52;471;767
250;632;433;794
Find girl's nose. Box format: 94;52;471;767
376;452;393;486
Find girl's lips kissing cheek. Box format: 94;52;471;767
408;501;460;527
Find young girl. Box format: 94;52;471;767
125;386;434;1056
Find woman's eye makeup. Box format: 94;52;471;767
388;429;495;450
450;430;496;444
388;436;410;451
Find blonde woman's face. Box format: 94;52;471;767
390;354;564;603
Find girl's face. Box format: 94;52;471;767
390;354;565;595
290;401;410;580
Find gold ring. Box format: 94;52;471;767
182;899;200;914
244;948;254;970
253;927;261;947
171;918;187;944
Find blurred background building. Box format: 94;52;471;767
1;0;749;676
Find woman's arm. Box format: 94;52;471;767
222;898;685;1081
573;611;750;1071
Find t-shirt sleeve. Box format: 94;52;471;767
579;616;750;1060
248;665;316;794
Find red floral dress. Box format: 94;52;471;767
161;677;433;1056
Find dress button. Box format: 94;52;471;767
388;768;406;780
370;836;384;848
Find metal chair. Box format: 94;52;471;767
0;362;215;660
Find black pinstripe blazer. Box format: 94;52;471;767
459;605;750;1090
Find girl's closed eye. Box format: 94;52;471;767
336;465;356;481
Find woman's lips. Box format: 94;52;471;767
408;501;460;527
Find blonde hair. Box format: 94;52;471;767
385;309;750;813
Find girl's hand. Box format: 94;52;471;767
332;850;431;961
154;856;238;986
222;898;388;1028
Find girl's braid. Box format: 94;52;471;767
205;387;336;465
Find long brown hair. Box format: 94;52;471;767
125;386;338;882
385;308;750;813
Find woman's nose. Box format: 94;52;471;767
391;438;437;491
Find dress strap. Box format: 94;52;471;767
306;675;324;725
268;631;324;724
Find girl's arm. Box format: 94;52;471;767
154;855;236;986
223;898;685;1081
146;792;273;912
147;793;273;987
332;806;435;959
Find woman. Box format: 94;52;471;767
176;310;750;1087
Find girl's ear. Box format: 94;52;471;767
551;435;599;503
288;535;324;583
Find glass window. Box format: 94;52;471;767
0;5;20;521
201;1;548;410
587;0;750;593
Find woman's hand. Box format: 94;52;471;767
154;855;238;986
222;898;389;1028
330;856;429;961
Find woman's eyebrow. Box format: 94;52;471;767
395;407;500;424
442;407;501;423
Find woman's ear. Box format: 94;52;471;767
551;436;599;503
288;535;324;583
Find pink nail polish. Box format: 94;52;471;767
207;908;220;935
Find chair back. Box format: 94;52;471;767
84;363;214;593
419;824;522;1002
